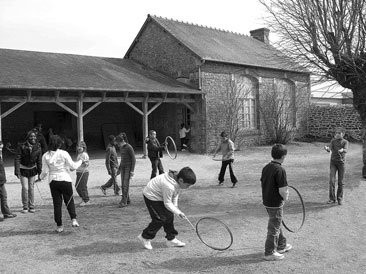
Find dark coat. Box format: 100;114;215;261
146;137;164;159
14;141;42;176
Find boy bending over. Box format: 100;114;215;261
138;167;196;250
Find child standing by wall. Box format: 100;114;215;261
324;127;349;205
261;144;292;261
137;167;196;250
75;141;90;206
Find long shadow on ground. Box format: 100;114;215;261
56;241;168;256
154;252;264;272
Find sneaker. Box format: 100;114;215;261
181;149;186;151
4;213;17;218
56;226;64;233
79;201;87;207
264;251;285;261
138;234;152;250
338;200;343;205
21;209;28;213
100;186;106;196
28;209;35;213
71;219;79;227
231;182;237;188
327;200;336;204
277;244;292;254
218;181;224;186
166;238;186;247
118;203;128;208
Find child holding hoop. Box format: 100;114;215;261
324;127;349;205
261;144;291;261
75;141;90;207
145;130;165;179
138;167;196;250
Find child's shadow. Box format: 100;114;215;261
156;252;264;272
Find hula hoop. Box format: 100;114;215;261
282;185;306;233
185;216;234;251
164;136;177;160
212;156;222;161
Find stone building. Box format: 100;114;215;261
0;15;311;154
126;15;311;151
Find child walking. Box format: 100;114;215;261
138;167;196;250
261;144;292;261
100;135;120;195
324;127;349;205
116;133;136;208
75;141;90;206
145;130;165;179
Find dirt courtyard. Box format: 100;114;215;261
1;142;366;273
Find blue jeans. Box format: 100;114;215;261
76;171;89;202
265;207;286;255
20;175;35;210
0;184;11;215
218;159;237;183
329;161;345;202
119;166;131;206
149;158;164;179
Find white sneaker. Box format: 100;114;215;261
166;238;186;247
71;219;79;227
277;244;292;254
56;226;64;233
79;201;86;207
264;251;285;261
138;234;152;250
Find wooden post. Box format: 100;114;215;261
77;95;84;143
142;96;148;158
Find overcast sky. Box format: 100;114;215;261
0;0;268;57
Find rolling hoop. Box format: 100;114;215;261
164;136;177;159
185;216;233;251
282;185;306;233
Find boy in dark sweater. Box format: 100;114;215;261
261;144;291;261
324;127;349;205
0;141;17;221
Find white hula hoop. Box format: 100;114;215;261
165;136;177;160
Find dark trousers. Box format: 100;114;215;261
149;157;164;179
0;184;11;215
180;137;187;149
142;195;178;240
119;165;131;206
102;168;120;194
329;161;345;202
265;207;287;255
76;171;89;202
218;159;238;183
49;180;76;226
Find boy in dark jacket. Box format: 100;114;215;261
0;141;17;221
145;130;165;179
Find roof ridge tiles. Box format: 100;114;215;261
151;14;247;37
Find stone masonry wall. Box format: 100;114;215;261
308;104;362;141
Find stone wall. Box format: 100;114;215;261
307;104;362;141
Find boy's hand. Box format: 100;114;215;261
178;213;186;219
324;146;330;152
338;148;344;153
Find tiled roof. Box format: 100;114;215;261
148;15;308;73
0;48;201;94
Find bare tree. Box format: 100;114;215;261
259;0;366;177
217;75;253;150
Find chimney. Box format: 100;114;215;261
250;28;270;44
